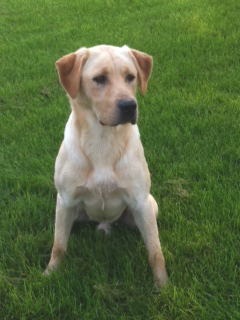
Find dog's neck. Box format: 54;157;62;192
64;99;138;168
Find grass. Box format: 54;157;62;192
0;0;239;319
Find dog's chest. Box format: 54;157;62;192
76;167;126;222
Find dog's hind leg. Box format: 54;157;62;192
118;205;158;229
117;208;137;229
76;205;90;222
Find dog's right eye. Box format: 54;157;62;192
93;75;108;85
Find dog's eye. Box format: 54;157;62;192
93;75;108;85
126;74;135;82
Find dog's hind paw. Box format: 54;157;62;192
97;222;112;235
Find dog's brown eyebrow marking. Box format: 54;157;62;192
121;66;136;75
92;67;110;77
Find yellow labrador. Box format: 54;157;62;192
45;45;168;288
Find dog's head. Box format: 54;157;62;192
56;45;152;126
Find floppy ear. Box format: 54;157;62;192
130;49;153;95
55;50;88;99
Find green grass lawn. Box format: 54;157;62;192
1;0;239;319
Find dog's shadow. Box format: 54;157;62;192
69;220;142;278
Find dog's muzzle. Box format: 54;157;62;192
117;99;137;125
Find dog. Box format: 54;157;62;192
44;45;168;288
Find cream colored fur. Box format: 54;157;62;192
45;45;168;288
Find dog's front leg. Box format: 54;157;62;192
44;193;77;275
131;194;168;288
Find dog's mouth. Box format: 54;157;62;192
99;118;137;127
99;112;137;127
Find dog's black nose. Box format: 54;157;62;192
117;99;137;125
117;99;137;113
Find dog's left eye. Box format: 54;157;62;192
126;74;135;82
93;75;108;85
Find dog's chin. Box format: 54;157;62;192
99;117;137;127
100;120;136;127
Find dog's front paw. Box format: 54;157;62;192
43;266;55;276
97;222;112;235
153;269;169;291
43;262;59;276
43;268;51;276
